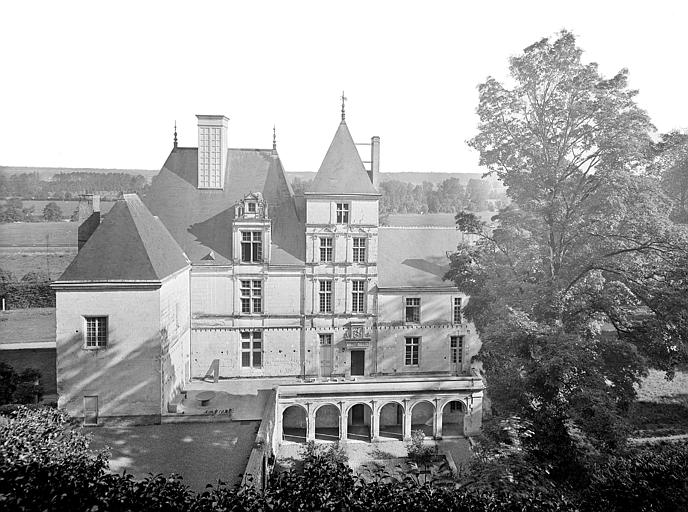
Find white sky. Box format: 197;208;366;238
1;1;686;174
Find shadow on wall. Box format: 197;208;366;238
57;327;168;421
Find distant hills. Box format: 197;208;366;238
1;166;160;182
2;166;492;187
287;171;489;186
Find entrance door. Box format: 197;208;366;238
351;350;365;376
320;345;332;377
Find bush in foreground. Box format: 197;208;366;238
1;406;686;511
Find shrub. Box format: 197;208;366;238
0;364;44;405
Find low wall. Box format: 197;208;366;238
241;388;278;491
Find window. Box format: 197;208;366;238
453;297;463;324
319;280;333;313
247;202;256;213
241;331;262;368
353;237;366;263
450;401;463;412
405;337;420;366
319;333;332;345
336;203;349;224
451;335;464;365
85;316;107;348
240;280;262;314
351;280;365;313
319;237;333;262
405;298;420;323
241;231;262;263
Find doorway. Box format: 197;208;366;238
351;350;365;376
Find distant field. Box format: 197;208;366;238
0;247;76;280
0;200;115;218
0;222;77;247
385;211;495;227
632;369;688;437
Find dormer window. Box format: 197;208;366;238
241;231;263;263
247;202;256;213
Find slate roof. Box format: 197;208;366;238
377;227;470;289
58;194;189;282
308;121;380;196
144;148;304;265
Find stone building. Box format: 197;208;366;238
53;106;484;440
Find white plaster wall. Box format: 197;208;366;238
160;269;191;407
265;274;302;316
191;327;302;378
306;199;378;225
378;292;468;324
55;287;161;419
376;325;480;375
191;273;233;315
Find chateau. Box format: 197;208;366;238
52;105;485;442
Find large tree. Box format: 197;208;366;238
448;31;688;467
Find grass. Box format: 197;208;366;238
385;211;495;227
632;370;688;437
0;222;79;279
0;222;77;247
0;200;115;219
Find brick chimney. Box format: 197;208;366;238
196;115;228;190
369;136;380;188
77;194;101;251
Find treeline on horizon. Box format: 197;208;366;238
293;176;508;214
0;171;147;200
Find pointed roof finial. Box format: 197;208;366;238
173;121;178;148
273;125;277;151
341;91;347;121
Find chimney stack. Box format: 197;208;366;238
196;115;228;190
77;194;101;251
369;136;380;189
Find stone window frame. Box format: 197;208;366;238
405;336;421;366
240;230;263;263
450;334;465;366
240;279;263;314
352;237;367;263
319;280;333;313
336;202;350;224
351;280;366;313
240;330;263;368
319;237;333;262
84;315;108;349
404;297;421;323
452;297;463;324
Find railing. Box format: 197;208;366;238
278;375;484;398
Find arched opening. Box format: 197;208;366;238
411;401;435;438
378;402;404;440
347;403;372;442
441;400;465;437
282;405;307;443
315;404;340;441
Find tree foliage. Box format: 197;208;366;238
447;30;688;470
42;201;63;221
2;405;686;511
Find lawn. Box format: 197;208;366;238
0;200;115;219
631;369;688;437
384;211;495;227
87;421;260;491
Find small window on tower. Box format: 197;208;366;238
247;202;256;213
336;203;349;224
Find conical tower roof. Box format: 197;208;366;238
307;120;380;196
